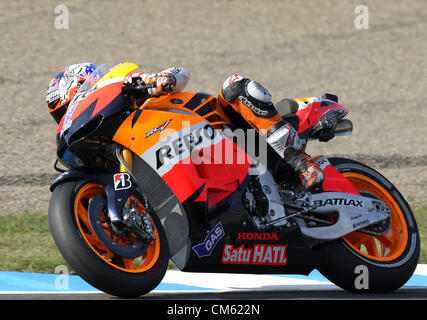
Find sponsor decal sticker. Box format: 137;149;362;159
155;124;216;169
46;89;60;103
146;119;172;138
236;232;279;241
221;243;288;265
313;198;364;208
113;173;132;190
60;102;78;136
353;219;370;229
192;222;225;258
314;156;331;170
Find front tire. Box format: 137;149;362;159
49;180;169;298
315;158;420;293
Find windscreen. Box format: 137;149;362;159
70;62;119;104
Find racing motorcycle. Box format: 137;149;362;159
48;62;420;297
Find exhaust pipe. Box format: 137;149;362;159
334;119;353;136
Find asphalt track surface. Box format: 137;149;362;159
2;288;427;301
2;268;427;301
1;273;426;319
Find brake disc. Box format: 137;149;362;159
87;194;147;259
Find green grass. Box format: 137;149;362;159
0;206;426;273
0;211;174;273
0;211;70;273
414;206;427;263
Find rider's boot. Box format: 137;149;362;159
266;121;324;190
218;75;324;190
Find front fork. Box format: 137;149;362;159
117;147;133;175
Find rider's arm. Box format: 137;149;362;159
158;67;190;93
132;67;190;96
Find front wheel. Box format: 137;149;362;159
315;158;420;293
49;180;169;298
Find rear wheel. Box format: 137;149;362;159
316;158;420;293
49;180;169;297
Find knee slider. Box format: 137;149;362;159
221;76;276;118
240;80;276;118
246;80;272;103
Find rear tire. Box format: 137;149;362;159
49;180;169;298
315;158;420;293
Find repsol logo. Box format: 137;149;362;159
313;198;364;208
316;158;329;166
155;124;216;169
71;84;99;103
315;157;330;170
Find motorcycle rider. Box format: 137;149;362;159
46;63;324;190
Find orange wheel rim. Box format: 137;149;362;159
74;183;161;273
341;172;408;261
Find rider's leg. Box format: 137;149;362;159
218;75;324;190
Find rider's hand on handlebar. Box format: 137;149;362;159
144;72;176;96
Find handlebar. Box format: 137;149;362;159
122;83;155;98
122;81;175;100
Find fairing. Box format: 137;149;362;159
113;92;247;207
